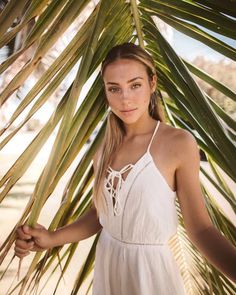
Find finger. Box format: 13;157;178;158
15;239;34;250
22;224;43;238
16;226;32;240
34;223;46;230
14;246;30;255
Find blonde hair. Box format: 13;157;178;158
93;43;165;217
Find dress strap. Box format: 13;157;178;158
147;120;160;153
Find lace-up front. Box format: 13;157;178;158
104;120;161;217
105;164;134;216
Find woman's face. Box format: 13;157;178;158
102;58;157;123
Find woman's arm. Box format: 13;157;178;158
175;130;236;282
51;205;102;247
15;154;102;257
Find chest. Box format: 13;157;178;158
105;139;177;193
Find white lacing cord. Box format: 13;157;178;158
105;164;133;216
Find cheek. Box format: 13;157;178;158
106;98;122;113
131;88;150;104
106;95;117;106
105;91;113;104
139;89;151;104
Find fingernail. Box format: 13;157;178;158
24;225;29;231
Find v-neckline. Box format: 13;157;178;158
104;152;152;214
107;120;160;174
108;150;150;175
104;120;160;187
104;151;150;193
104;152;150;199
103;120;160;215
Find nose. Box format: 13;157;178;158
120;88;131;101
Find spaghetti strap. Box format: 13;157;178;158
147;120;160;153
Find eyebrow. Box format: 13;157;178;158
106;77;144;85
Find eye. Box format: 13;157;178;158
108;87;120;93
131;83;141;89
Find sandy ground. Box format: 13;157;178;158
0;131;235;295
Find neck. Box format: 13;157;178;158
122;114;158;139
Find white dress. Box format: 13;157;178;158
92;120;186;295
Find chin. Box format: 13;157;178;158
121;116;140;125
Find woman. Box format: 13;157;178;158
14;43;236;294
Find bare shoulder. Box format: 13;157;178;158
159;122;199;164
172;126;197;147
173;127;199;163
159;122;196;143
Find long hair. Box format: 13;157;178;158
93;42;165;217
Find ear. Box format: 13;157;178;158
151;74;157;92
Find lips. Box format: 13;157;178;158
121;108;137;112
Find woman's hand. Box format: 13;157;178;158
14;223;54;258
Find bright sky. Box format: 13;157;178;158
172;28;236;62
